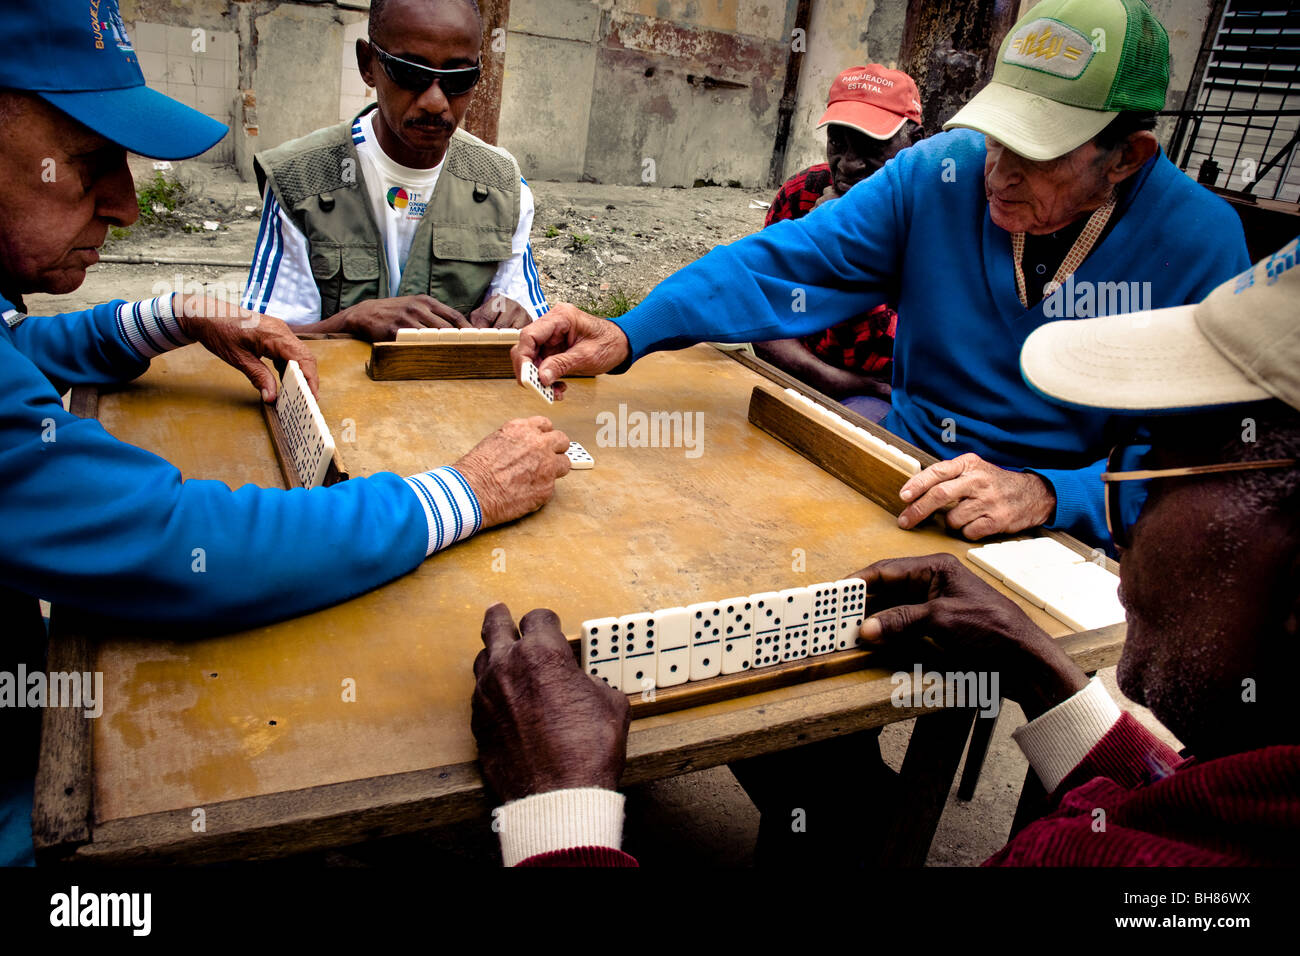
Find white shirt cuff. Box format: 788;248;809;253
1011;676;1121;794
496;788;625;867
403;466;483;556
115;295;192;360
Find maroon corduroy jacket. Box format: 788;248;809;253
517;713;1299;867
985;712;1300;866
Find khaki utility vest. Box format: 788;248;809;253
253;107;521;318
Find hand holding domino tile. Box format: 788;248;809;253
471;604;630;803
853;552;1090;718
512;302;632;400
897;451;1057;540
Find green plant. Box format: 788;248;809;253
578;288;639;318
136;172;186;223
544;224;560;239
106;226;131;242
567;231;592;250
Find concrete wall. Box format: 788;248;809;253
122;0;368;179
1146;0;1217;149
781;0;907;182
498;0;795;187
116;0;1221;186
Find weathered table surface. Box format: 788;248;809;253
35;339;1123;864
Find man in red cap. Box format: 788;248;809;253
754;65;924;421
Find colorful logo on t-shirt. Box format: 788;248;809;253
386;187;410;211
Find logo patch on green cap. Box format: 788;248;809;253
1005;18;1095;79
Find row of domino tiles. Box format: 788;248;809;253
394;327;522;342
582;579;868;693
965;538;1126;632
782;388;922;475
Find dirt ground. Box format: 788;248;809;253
29;160;1181;867
31;156;774;316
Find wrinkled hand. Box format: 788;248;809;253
453;417;571;528
812;184;841;209
335;294;471;341
469;294;532;329
512;302;630;400
174;296;318;402
854;553;1087;717
898;453;1055;539
472;604;631;802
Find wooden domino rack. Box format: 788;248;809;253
260;404;348;489
560;379;1121;719
368;328;520;380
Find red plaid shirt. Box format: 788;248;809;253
765;164;896;376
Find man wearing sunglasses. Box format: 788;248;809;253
0;0;573;867
468;240;1298;866
243;0;549;341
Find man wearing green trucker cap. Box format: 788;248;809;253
517;0;1248;552
0;0;573;866
468;241;1299;867
510;0;1250;862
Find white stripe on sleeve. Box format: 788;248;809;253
115;294;192;361
403;466;483;556
242;197;323;326
486;179;549;319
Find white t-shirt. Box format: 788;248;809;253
243;110;549;324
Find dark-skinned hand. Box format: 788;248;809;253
471;604;631;802
332;294;471;341
853;553;1089;718
469;294;532;329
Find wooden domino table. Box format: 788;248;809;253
34;340;1125;865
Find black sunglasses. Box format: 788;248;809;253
368;40;481;97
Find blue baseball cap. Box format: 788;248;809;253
1;0;227;160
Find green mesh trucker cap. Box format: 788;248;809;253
944;0;1170;161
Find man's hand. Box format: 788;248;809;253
173;295;318;402
332;294;472;341
897;452;1055;539
752;338;890;401
854;554;1088;718
512;302;630;399
471;604;631;802
812;184;841;209
469;294;532;329
453;417;572;528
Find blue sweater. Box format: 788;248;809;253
0;293;487;866
615;129;1249;547
0;296;479;629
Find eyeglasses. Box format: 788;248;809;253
1100;443;1296;550
368;40;481;97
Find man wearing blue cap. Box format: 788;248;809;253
0;0;573;866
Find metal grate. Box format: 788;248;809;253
1176;1;1300;203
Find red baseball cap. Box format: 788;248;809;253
818;65;923;139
